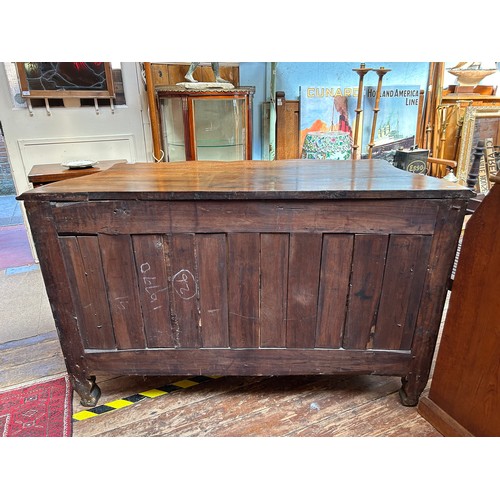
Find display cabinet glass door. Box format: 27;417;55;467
159;91;252;162
160;96;186;162
192;97;246;161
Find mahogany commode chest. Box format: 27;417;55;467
18;159;473;407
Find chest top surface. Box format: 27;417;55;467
18;159;474;202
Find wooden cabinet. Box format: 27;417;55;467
156;86;254;162
418;175;500;436
18;159;472;407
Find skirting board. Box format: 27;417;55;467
417;396;474;437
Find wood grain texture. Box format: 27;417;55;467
21;201;93;393
227;233;260;347
343;234;388;350
132;235;173;347
0;332;442;437
19;160;473;202
374;235;432;350
27;159;124;186
165;233;201;348
51;199;441;235
286;233;322;348
72;374;440;437
60;236;115;350
315;234;353;348
260;233;289;347
422;183;500;436
196;234;229;347
98;234;146;350
275;93;300;160
401;200;470;405
18;159;472;407
84;348;412;376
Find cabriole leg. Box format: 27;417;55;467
70;375;101;407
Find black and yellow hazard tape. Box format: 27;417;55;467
72;375;221;422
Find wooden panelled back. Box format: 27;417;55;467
59;226;433;353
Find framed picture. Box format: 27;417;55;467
456;106;500;185
16;62;115;99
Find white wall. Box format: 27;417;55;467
0;62;152;197
0;62;153;259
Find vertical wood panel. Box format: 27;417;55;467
196;234;229;347
260;233;289;347
401;200;469;405
343;234;389;350
316;234;354;348
374;235;432;350
286;233;323;348
60;236;115;350
99;234;146;350
166;234;201;348
228;233;260;347
132;235;173;348
275;94;300;160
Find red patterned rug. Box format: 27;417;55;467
0;376;73;437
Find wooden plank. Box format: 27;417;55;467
77;375;430;438
0;330;57;352
85;348;412;377
24;160;472;203
400;200;470;405
52;199;440;236
21;201;92;393
343;234;389;349
291;386;442;437
276;94;300;160
166;233;201;348
374;235;432;350
150;63;171;86
73;376;266;437
260;233;289;347
0;337;62;371
316;234;354;348
60;236;115;350
227;233;260;347
417;396;472;437
0;351;67;389
132;235;173;347
196;234;229;347
98;234;146;350
72;374;191;416
286;233;322;348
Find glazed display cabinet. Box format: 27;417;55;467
157;86;254;161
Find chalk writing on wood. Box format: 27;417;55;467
139;261;168;309
114;296;129;310
173;269;197;300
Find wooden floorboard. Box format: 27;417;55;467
0;331;442;437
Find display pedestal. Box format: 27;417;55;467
176;82;234;90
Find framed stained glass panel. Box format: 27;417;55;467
16;62;115;99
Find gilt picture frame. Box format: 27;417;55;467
16;62;115;99
457;106;500;186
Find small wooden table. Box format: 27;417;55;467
28;160;126;187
